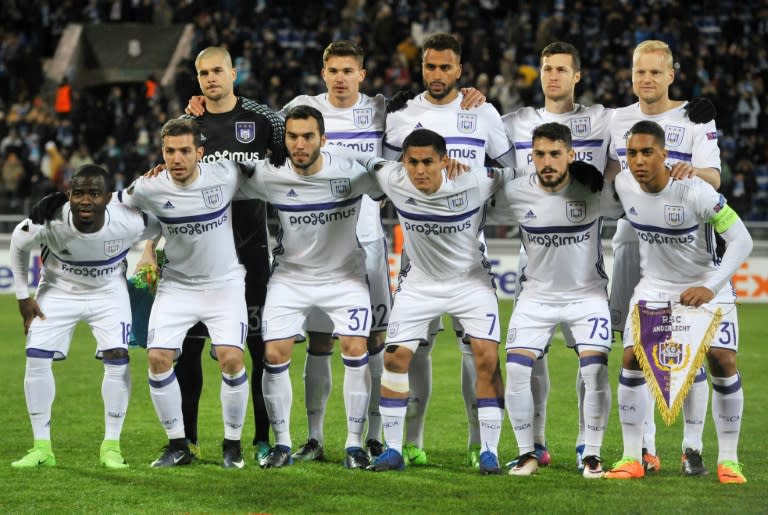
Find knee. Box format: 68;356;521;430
308;332;334;354
579;353;608;386
470;340;499;370
218;349;244;373
25;356;53;373
340;336;367;357
383;345;412;373
621;347;640;369
147;350;172;374
504;353;534;391
102;348;128;361
263;340;292;365
707;348;737;377
367;330;386;352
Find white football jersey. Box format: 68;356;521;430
118;161;247;288
503;104;611;172
608;101;721;245
608;102;721;172
373;162;510;280
239;151;384;282
282;93;387;242
383;92;515;167
614;173;728;291
11;201;160;298
495;175;613;302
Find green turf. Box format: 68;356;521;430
0;297;765;513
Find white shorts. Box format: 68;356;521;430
305;237;392;334
263;274;372;341
622;286;739;352
147;283;247;357
609;232;642;334
26;284;131;360
505;297;612;357
386;267;499;353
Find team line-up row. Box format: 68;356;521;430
8;34;749;484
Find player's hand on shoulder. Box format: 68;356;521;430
669;162;695;180
18;298;45;335
29;191;68;224
679;286;715;307
186;95;207;117
386;89;416;114
144;163;166;178
569;161;604;192
684;97;716;124
445;158;469;180
459;87;486;109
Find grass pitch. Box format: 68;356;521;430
0;298;765;514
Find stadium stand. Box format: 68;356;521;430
0;1;765;219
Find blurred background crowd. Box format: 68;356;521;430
0;0;766;220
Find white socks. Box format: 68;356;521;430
405;342;432;447
711;373;743;463
24;357;55;441
342;353;371;449
148;368;185;440
221;368;248;441
460;339;480;447
102;358;131;441
531;355;550;446
578;355;609;457
303;350;332;443
682;368;709;452
505;355;535;455
617;368;647;461
262;361;293;448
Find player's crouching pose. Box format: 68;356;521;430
494;123;619;478
10;165;160;469
604;121;753;483
237;105;385;469
366;129;510;475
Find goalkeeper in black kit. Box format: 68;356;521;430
148;46;286;465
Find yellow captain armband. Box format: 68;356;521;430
710;204;739;233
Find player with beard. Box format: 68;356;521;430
383;32;515;468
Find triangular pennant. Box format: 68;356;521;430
632;301;722;426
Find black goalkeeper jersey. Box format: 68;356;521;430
183;97;285;249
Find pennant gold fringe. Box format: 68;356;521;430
632;304;722;426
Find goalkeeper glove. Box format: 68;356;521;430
569;161;604;192
684;97;716;124
386;89;416;113
29;192;68;224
